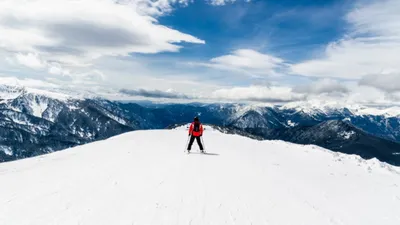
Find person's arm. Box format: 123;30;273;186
188;123;193;136
200;124;204;136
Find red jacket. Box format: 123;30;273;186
189;122;203;137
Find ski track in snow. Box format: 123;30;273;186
0;127;400;225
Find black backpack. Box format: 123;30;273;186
193;122;200;132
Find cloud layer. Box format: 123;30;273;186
1;0;399;106
195;49;286;77
0;0;204;72
359;73;400;93
120;88;191;99
291;0;400;81
293;79;350;95
211;85;304;103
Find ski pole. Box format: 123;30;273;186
184;135;190;152
200;136;206;151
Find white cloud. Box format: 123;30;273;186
12;52;73;77
119;0;189;16
0;0;204;65
1;0;398;107
293;79;350;95
208;81;399;105
359;73;400;93
0;77;60;89
48;64;71;77
208;0;250;6
0;0;210;92
120;88;191;99
2;75;400;106
291;0;400;80
208;0;235;6
211;49;283;70
0;0;255;98
14;53;46;70
211;85;304;102
345;85;393;105
196;49;286;77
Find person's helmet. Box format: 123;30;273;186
194;116;199;122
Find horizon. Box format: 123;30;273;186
2;80;400;110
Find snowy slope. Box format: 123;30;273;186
1;127;400;225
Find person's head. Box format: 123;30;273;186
194;116;199;122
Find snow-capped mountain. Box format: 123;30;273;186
227;105;285;129
1;127;399;225
266;120;400;166
0;86;137;162
281;100;400;118
278;102;400;142
0;84;400;165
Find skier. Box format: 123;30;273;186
187;116;204;153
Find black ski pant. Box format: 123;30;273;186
187;135;203;151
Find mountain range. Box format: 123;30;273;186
0;84;399;165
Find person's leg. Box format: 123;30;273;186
196;136;204;151
187;136;195;150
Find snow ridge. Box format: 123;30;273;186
0;128;399;225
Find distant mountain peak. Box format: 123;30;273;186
280;101;400;118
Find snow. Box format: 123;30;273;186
29;99;48;118
0;128;400;225
287;120;297;127
25;87;72;101
232;104;269;118
343;117;351;122
0;111;46;133
43;104;64;122
338;131;355;139
281;101;400;117
0;145;13;156
0;81;82;103
102;110;128;126
174;123;191;130
352;106;400;118
280;100;340;115
0;85;71;102
10;117;31;126
0;88;23;100
68;105;80;110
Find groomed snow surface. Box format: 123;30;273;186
1;126;400;225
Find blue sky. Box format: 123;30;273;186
158;0;348;61
0;0;400;105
